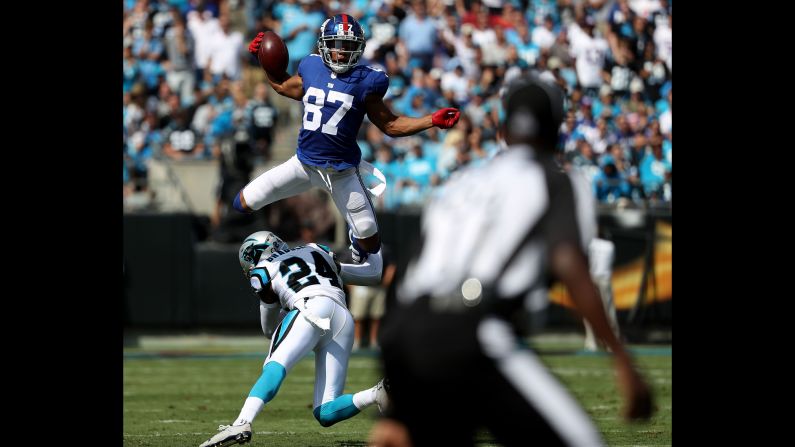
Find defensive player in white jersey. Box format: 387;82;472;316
236;14;461;273
199;231;388;447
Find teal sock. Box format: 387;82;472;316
312;394;361;427
249;361;287;403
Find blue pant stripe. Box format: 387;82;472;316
269;309;299;356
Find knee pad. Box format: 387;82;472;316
354;219;378;240
347;192;377;239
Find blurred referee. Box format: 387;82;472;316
371;74;653;447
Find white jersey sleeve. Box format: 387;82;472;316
259;301;281;339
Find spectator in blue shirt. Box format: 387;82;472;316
593;155;631;203
397;143;435;207
123;45;140;94
398;0;439;71
274;0;326;73
639;136;671;201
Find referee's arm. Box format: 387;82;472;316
547;177;653;421
549;242;651;421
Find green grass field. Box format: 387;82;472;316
123;336;671;446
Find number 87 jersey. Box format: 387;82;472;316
296;53;389;171
249;243;347;310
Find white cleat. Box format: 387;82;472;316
199;422;252;447
375;378;390;414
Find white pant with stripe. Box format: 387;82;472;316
241;155;379;239
265;296;355;407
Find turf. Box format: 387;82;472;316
124;343;671;446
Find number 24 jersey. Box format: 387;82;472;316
250;243;346;310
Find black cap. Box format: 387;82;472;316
502;74;565;149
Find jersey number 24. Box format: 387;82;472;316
279;251;341;293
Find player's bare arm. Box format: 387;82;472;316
266;72;304;101
365;94;461;137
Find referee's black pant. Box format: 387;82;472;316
379;296;603;447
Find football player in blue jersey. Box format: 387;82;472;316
236;14;460;281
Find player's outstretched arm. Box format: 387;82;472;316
365;95;460;137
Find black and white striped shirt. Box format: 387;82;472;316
399;145;595;311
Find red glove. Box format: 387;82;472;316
248;32;264;55
432;108;461;129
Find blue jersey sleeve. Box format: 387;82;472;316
297;55;313;79
367;69;389;100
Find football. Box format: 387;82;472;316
258;31;289;77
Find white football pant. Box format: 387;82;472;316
241;155;379;239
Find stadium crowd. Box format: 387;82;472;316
123;0;672;213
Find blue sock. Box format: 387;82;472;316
232;192;251;213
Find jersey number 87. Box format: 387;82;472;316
302;87;353;136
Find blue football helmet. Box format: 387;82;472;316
317;14;366;74
239;231;289;275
